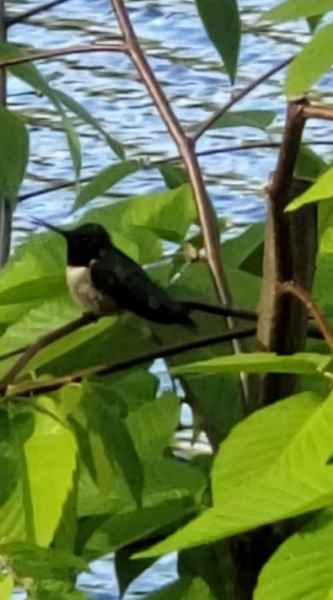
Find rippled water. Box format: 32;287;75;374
7;0;333;597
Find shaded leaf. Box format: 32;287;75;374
144;576;213;600
294;146;328;182
159;164;188;189
76;160;142;207
195;0;241;83
0;106;29;207
82;380;144;508
212;109;276;130
286;23;333;95
0;43;81;177
0;542;87;581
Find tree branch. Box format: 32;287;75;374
17;140;333;205
3;326;256;398
278;281;333;351
6;0;70;26
303;105;333;122
109;0;249;405
0;42;126;69
193;57;292;142
1;313;97;387
256;98;317;405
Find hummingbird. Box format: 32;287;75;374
32;218;255;328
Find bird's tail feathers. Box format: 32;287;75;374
181;300;256;322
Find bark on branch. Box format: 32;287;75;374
256;98;317;405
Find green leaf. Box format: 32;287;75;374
0;573;14;598
126;392;180;461
54;89;125;159
195;0;240;83
287;164;333;211
172;352;332;377
264;0;333;22
159;164;188;189
138;391;333;555
115;547;155;598
0;410;19;505
84;184;196;243
212;110;276;130
82;380;144;508
222;223;265;271
0;398;77;547
0;43;81;178
0;106;29;206
255;509;333;599
83;499;199;560
0;542;87;582
144;577;214;600
307;14;322;32
286;23;333;95
76;160;142;207
294;146;328;182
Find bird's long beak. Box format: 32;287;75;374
30;217;68;238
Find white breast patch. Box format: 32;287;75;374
66;266;102;314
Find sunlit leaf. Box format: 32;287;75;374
0;399;77;547
264;0;333;22
0;106;29;206
138;391;333;555
195;0;240;83
0;573;14;599
286;23;333;95
255;509;333;599
287;164;333;211
172;352;332;377
54;89;125;159
76;160;142;207
84;184;196;243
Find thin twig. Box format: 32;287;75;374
3;326;256;398
0;43;126;69
279;281;333;351
19;176;92;202
17;139;333;204
303;105;333;122
193;56;293;141
1;313;97;387
6;0;69;26
110;0;249;405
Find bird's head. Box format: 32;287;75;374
31;218;111;266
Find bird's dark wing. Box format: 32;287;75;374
91;247;193;326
